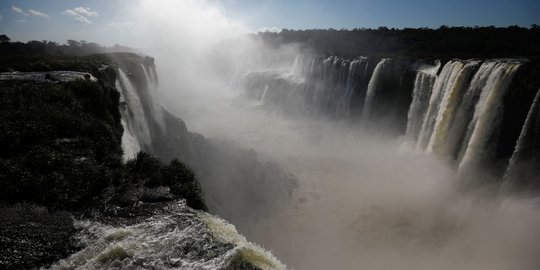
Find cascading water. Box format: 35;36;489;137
240;55;372;118
116;78;142;161
239;55;535;180
504;87;540;182
291;55;305;77
115;62;171;161
458;62;520;172
416;61;464;150
405;62;440;141
427;61;479;155
117;68;153;156
141;63;167;132
48;202;286;270
339;58;366;117
362;59;388;121
261;84;269;103
442;62;500;160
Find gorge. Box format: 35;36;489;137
1;42;540;270
1;1;539;268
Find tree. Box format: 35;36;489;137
0;35;10;43
67;39;80;47
438;25;449;30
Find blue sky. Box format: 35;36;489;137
0;0;538;46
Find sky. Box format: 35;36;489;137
0;0;538;46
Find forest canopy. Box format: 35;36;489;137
0;36;135;56
253;25;540;59
3;25;539;59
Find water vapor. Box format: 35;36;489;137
129;1;540;269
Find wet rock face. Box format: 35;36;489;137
0;204;80;270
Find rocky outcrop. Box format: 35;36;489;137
0;53;289;269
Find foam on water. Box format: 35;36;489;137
48;202;285;270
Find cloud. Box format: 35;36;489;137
73;7;98;17
11;5;29;16
14;19;27;23
64;7;98;24
28;9;50;18
0;14;2;20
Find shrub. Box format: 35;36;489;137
125;152;207;210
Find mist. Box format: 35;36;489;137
128;1;540;269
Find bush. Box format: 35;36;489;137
163;159;206;211
124;152;207;210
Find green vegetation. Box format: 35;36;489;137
0;80;123;209
119;152;207;211
255;25;540;59
0;54;206;211
0;36;134;56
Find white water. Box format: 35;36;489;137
48;202;285;270
405;62;440;141
283;55;370;118
504;87;540;180
417;61;462;150
458;62;520;172
427;61;479;155
117;68;153;151
339;58;364;116
261;84;269;103
115;79;142;161
119;117;141;161
200;213;287;270
362;59;388;120
140;63;166;132
291;55;305;77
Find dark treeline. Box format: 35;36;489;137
254;25;540;59
0;34;135;56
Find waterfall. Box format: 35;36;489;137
362;59;388;121
339;59;358;116
260;84;269;103
416;61;463;149
291;55;304;77
239;56;535;178
141;64;166;132
504;88;540;180
315;57;335;110
267;55;373;118
338;58;366;116
427;61;479;154
458;62;520;172
406;62;440;141
117;68;153;155
116;79;142;161
435;62;498;161
115;64;167;161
